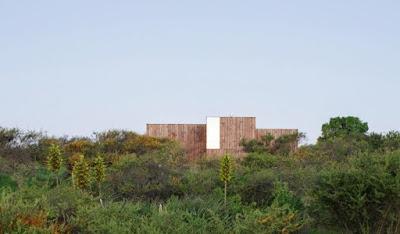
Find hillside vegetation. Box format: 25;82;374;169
0;116;399;234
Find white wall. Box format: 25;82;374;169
206;117;220;149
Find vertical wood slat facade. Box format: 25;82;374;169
147;117;298;159
206;117;256;157
146;124;206;160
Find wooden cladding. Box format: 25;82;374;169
206;117;256;157
147;117;298;159
146;124;206;159
221;117;256;149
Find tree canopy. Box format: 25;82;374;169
320;116;369;140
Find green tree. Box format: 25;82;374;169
219;154;233;205
320;116;369;140
92;154;106;196
46;144;63;185
72;154;90;190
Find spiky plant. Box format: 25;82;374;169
220;154;233;206
46;144;63;185
92;154;106;196
72;154;90;190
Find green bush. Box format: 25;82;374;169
72;201;147;233
241;152;278;170
44;185;93;224
240;138;267;154
236;170;277;207
73;193;245;234
94;130;181;157
181;167;220;196
0;188;47;233
240;133;303;156
104;155;183;201
24;165;69;189
233;182;306;234
0;174;17;191
315;136;370;160
64;137;96;158
138;195;229;234
0;183;94;233
3;118;400;233
310;153;400;233
383;131;400;152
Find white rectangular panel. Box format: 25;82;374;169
206;117;220;149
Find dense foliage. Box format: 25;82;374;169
320;116;369;140
0;117;400;233
240;132;304;156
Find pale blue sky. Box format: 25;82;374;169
1;1;399;143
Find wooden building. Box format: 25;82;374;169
146;116;297;159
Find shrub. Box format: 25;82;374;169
0;127;41;167
383;131;400;152
25;166;53;187
273;132;304;156
153;140;186;166
256;201;305;233
124;135;162;155
310;153;400;233
0;174;17;191
104;155;183;201
0;184;92;233
0;188;50;233
314;136;369;160
271;182;303;212
138;195;230;234
233;182;306;234
240;138;266;154
64;138;96;158
181;167;220;196
72;201;146;233
3;119;400;233
236;170;277;207
36;137;66;163
241;152;278;170
367;132;385;152
94;130;174;156
94;130;129;154
72;193;245;234
44;186;93;226
240;133;303;156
